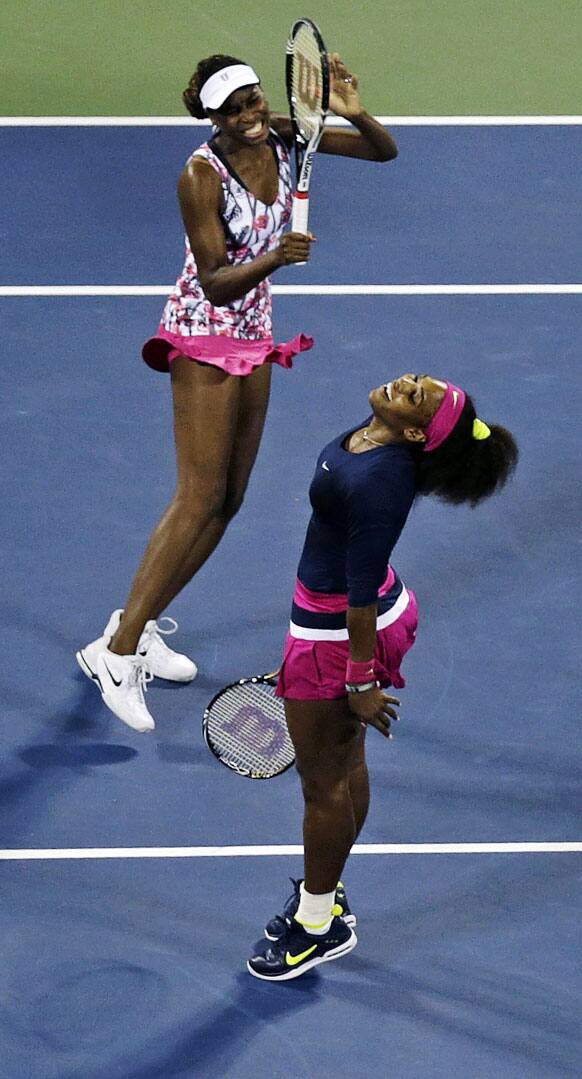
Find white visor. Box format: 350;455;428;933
199;64;260;112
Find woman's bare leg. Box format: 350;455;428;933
110;359;271;655
285;698;366;894
349;727;370;839
149;361;272;617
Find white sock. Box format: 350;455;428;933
294;882;336;935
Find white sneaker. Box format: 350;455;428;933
77;610;197;684
96;649;155;732
137;618;198;683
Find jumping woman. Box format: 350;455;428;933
76;52;398;731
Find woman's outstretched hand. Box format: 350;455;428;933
328;52;362;120
347;686;400;739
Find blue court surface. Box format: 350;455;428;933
1;124;581;1077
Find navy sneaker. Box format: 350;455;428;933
248;916;357;981
264;878;356;941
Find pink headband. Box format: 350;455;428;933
423;381;466;452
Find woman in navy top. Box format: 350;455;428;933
248;372;518;981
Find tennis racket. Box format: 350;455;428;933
203;671;295;780
286;17;330;237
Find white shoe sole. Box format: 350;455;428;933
247;929;357;981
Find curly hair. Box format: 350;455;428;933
183;54;246;119
413;396;519;506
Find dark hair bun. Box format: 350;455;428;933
416;397;518;506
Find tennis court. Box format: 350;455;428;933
1;3;581;1076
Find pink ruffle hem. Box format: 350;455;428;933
142;328;314;375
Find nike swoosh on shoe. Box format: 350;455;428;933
285;945;317;966
102;661;123;687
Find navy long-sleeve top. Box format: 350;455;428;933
296;420;417;607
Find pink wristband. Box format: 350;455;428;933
346;658;376;685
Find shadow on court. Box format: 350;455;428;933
0;674;138;845
335;854;581;1074
19;742;136;769
117;972;320;1079
325;958;578;1076
156;742;207;767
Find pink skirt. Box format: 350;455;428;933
142;327;314;375
275;590;419;701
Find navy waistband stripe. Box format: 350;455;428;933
291;576;403;631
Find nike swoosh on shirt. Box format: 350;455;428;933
285;945;318;966
322;461;330;471
452;390;459;407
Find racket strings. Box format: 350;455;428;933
205;682;294;778
289;25;325;139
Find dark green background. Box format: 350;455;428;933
0;0;579;116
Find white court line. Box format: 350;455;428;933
0;842;580;861
1;116;581;126
1;285;581;297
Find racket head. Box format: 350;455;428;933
286;18;330;152
203;673;295;780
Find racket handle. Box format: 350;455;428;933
291;194;309;267
291;193;310;235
